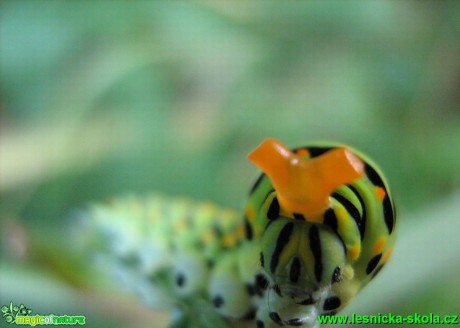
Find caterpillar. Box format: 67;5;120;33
81;138;396;328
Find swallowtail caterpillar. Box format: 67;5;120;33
83;138;396;328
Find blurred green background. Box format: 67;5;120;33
1;1;459;327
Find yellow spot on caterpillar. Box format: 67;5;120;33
246;206;255;223
348;245;361;261
223;234;237;247
336;207;349;226
375;186;386;201
335;206;348;222
372;237;386;255
382;247;394;263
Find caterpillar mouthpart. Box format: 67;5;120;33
248;138;365;218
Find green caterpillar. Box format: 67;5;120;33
82;138;396;328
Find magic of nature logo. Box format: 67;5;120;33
1;302;86;326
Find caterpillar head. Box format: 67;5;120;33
248;138;364;311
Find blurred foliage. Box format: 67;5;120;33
0;1;459;327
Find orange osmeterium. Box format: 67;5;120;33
248;138;365;217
